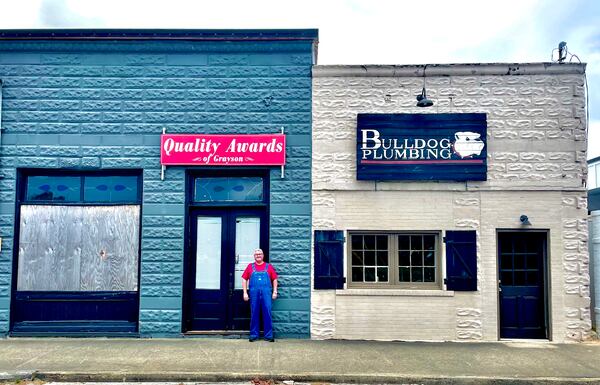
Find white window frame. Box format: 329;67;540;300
347;231;442;290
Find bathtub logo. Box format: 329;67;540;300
453;132;485;158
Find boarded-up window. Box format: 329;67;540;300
17;205;140;292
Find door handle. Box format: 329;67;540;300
498;279;502;293
235;254;239;264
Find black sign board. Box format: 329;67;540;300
356;113;487;181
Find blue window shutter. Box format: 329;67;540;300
444;230;477;291
314;230;345;290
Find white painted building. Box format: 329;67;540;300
588;156;600;332
311;63;590;342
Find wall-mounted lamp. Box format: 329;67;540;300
519;215;531;226
416;65;434;108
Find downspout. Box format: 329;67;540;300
0;79;2;143
591;211;600;332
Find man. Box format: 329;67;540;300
242;248;278;342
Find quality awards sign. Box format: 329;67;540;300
161;134;286;166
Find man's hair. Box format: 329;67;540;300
254;248;264;255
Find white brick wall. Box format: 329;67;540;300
311;63;590;342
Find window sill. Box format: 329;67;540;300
336;288;454;297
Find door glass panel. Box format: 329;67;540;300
234;216;260;289
195;217;222;289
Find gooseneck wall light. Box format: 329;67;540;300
416;64;434;107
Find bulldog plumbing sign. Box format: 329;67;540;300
161;134;285;166
357;113;487;181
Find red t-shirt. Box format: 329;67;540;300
242;262;278;281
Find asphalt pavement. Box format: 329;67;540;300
1;338;600;384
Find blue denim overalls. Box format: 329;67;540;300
249;263;273;340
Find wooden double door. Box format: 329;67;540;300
184;207;267;332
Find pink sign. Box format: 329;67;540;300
160;134;286;166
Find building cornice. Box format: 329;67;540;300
313;63;586;77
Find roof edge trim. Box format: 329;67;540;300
0;29;319;42
313;63;586;77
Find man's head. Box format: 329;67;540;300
253;248;265;264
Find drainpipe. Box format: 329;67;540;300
591;211;600;331
0;79;2;138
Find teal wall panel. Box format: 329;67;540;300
0;32;315;337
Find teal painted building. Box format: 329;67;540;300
0;29;317;337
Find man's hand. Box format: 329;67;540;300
272;291;277;300
243;292;249;302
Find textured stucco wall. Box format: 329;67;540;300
0;37;314;337
311;64;590;342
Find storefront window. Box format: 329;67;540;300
17;171;141;292
349;232;439;288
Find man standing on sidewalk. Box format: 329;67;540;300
242;248;278;342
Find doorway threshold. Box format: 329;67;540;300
499;338;552;344
184;330;250;338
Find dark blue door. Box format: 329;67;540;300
185;208;267;331
498;232;547;339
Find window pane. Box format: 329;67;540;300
376;235;387;249
364;250;375;266
352;251;363;266
423;235;435;250
377;267;388;282
84;176;138;203
194;177;263;202
195;217;222;289
234;216;260;290
399;250;410;266
352;235;363;250
398;235;410;250
514;271;526;286
424;251;435;266
411;251;423;266
500;254;513;270
526;254;538;269
501;271;513;286
514;254;525;269
364;267;376;282
27;176;80;202
352;267;363;282
399;267;410;282
376;250;388;266
526;271;538;285
424;267;435;282
412;267;423;282
364;235;376;250
411;235;423;250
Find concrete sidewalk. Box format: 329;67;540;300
1;338;600;385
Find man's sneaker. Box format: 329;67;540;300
249;337;258;342
265;338;275;342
